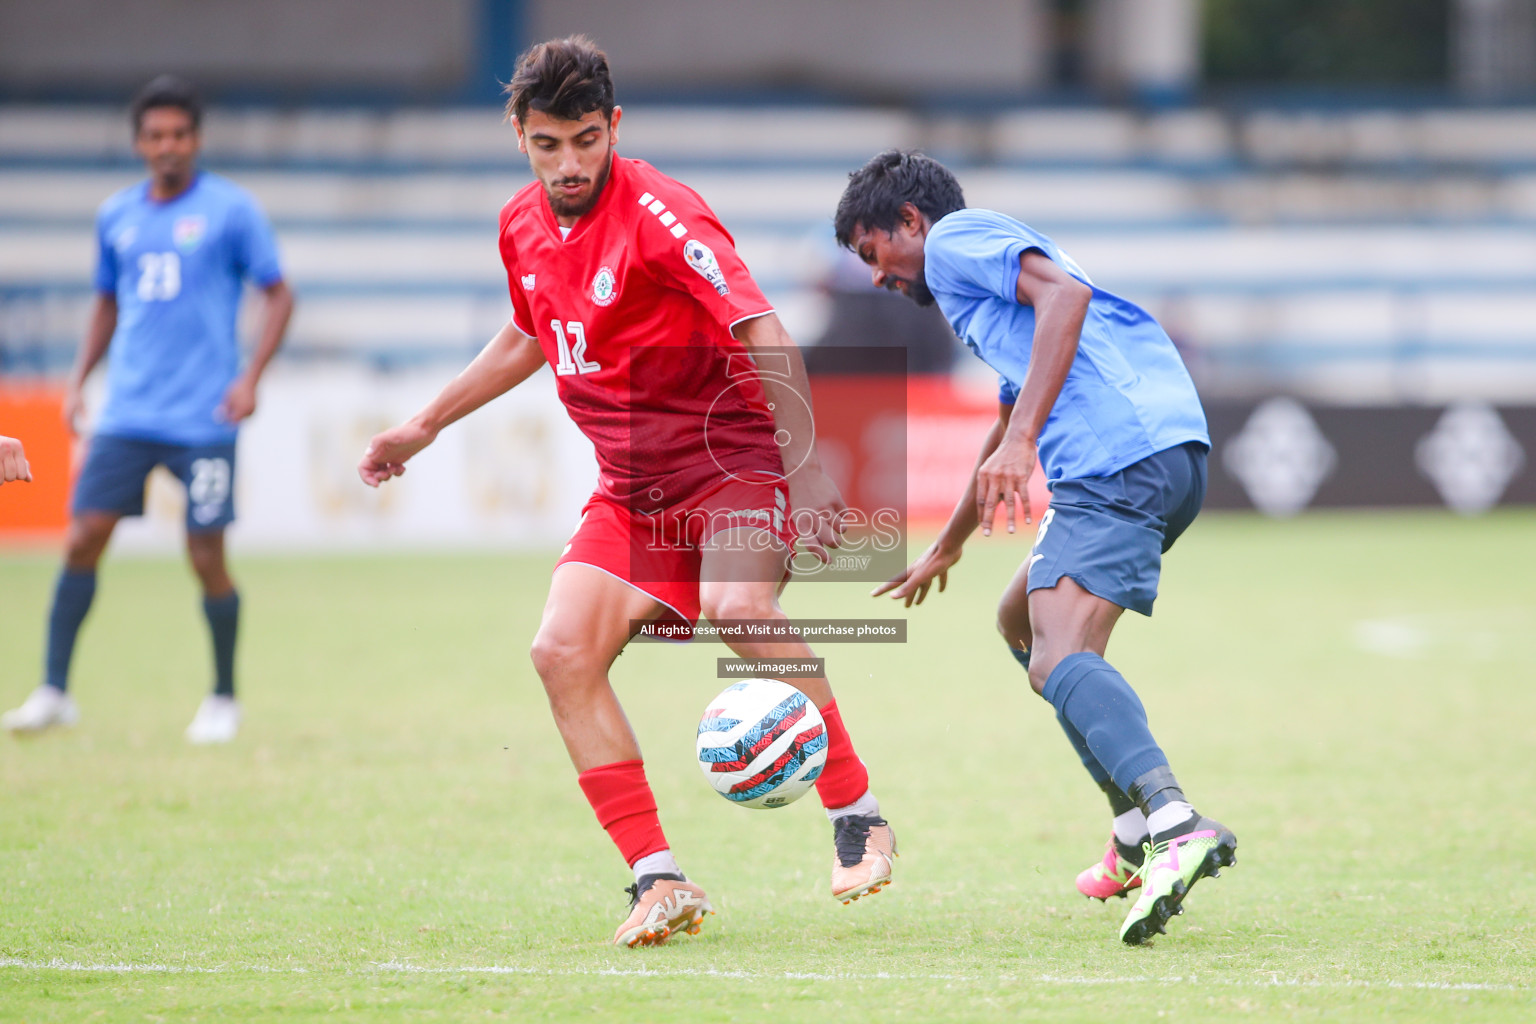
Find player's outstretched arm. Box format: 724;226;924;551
0;435;31;485
731;312;848;562
221;279;295;423
873;407;1008;606
358;318;546;487
62;294;118;436
975;250;1090;536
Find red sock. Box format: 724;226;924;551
577;759;669;867
814;700;870;809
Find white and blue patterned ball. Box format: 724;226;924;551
696;679;827;810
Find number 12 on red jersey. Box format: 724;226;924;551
551;319;600;376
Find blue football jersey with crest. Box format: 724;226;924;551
923;209;1207;482
93;171;282;445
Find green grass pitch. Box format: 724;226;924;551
2;511;1533;1021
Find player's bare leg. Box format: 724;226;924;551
699;530;894;904
63;511;119;573
530;563;712;945
1023;577;1123;690
995;561;1033;656
184;529;241;744
187;528;235;598
4;513;118;734
531;563;658;770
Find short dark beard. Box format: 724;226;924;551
544;152;612;220
888;272;936;308
151;165;195;200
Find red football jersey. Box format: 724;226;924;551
498;156;784;507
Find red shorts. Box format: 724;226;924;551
555;477;795;628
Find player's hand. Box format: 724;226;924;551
61;386;84;437
871;539;961;608
218;375;259;423
975;437;1037;536
787;465;847;564
0;435;31;485
359;420;437;488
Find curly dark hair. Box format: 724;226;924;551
503;35;616;125
834;149;966;248
130;74;202;134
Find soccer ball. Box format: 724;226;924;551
695;679;827;809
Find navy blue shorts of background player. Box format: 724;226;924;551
1026;441;1208;616
71;433;237;533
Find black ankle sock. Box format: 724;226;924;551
1128;765;1187;816
1099;779;1138;818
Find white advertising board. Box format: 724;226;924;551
110;365;598;553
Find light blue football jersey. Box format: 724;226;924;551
93;171;282;445
923;209;1207;482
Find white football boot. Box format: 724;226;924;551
613;875;713;947
2;685;80;734
831;813;897;903
185;694;241;745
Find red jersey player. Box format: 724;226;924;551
358;36;896;948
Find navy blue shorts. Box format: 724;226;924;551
72;433;237;532
1026;441;1207;616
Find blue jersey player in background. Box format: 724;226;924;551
3;76;294;744
836;150;1235;945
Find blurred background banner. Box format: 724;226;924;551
1206;398;1532;514
4;0;1536;545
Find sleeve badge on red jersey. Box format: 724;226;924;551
591;266;617;306
683;239;730;296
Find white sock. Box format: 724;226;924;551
1146;801;1196;840
825;789;880;822
1113;808;1149;845
632;849;681;881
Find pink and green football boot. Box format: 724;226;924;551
1119;814;1237;945
1076;836;1145;900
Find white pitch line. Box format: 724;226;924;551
0;958;1524;993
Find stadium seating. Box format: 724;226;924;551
4;103;1536;400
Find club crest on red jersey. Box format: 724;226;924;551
591;266;617;306
683;239;730;296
